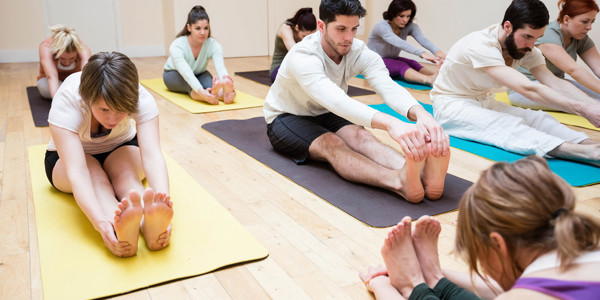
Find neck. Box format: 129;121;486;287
558;22;573;44
321;40;343;64
516;247;548;275
187;35;204;47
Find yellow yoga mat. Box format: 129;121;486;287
141;78;264;113
28;145;268;300
495;92;600;131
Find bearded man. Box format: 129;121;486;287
431;0;600;166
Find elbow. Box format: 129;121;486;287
519;81;542;98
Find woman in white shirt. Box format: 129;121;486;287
163;5;236;105
46;52;173;257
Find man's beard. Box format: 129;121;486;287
505;32;531;60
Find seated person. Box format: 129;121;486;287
270;7;317;82
360;156;600;299
264;0;451;203
163;5;236;105
431;0;600;166
38;24;91;99
46;52;173;257
367;0;445;86
510;0;600;110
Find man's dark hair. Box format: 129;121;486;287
502;0;549;30
319;0;366;24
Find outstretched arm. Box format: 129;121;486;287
484;64;600;127
278;23;297;51
39;42;60;98
50;125;130;256
136;116;169;194
372;112;428;161
407;105;449;157
539;43;600;96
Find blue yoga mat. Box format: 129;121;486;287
356;74;432;91
371;102;600;187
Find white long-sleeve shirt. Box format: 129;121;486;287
263;31;420;127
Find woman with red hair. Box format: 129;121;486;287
510;0;600;110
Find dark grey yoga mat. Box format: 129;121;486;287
235;70;376;97
26;86;51;127
202;117;472;227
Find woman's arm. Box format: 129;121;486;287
136;116;169;194
50;124;130;255
278;23;297;51
538;43;600;95
39;42;61;98
579;46;600;80
169;40;204;93
79;42;92;68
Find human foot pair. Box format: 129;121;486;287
210;75;236;104
113;187;174;257
396;146;450;203
360;216;444;298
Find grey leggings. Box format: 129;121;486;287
162;70;213;94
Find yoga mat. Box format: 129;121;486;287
371;102;600;187
202;117;472;228
26;86;51;127
356;74;432;91
235;70;376;97
495;92;600;132
28;145;268;300
140;78;264;113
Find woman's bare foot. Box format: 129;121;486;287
141;188;173;250
114;190;144;257
397;157;426;203
221;75;236;104
190;89;218;105
412;216;444;287
421;144;450;200
381;216;426;299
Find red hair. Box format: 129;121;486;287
558;0;599;22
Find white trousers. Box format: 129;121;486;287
36;77;62;99
432;95;588;156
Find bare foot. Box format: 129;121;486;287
114;190;143;257
211;76;223;97
221;75;236;104
381;216;426;298
141;188;174;250
412;215;444;287
421;144;450;200
190;89;218;105
397;157;425;203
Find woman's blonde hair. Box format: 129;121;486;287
455;156;600;286
49;24;82;59
79;52;139;113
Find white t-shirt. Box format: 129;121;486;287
263;31;420;127
47;72;159;154
431;24;546;99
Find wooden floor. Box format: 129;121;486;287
1;56;599;299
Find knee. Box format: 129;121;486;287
312;132;350;158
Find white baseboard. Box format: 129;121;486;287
0;45;166;63
0;50;39;63
119;45;165;58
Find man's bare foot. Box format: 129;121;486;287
397;157;425;203
412;216;444;287
221;76;236;104
141;188;173;250
190;89;218;105
114;190;144;257
381;216;426;298
421;144;450;200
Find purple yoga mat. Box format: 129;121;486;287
202;117;472;227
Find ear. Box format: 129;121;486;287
563;15;570;25
503;21;513;34
186;23;192;32
489;232;509;259
318;19;326;33
295;24;300;32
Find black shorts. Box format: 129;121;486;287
267;113;352;164
44;135;139;188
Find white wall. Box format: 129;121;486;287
1;0;598;63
